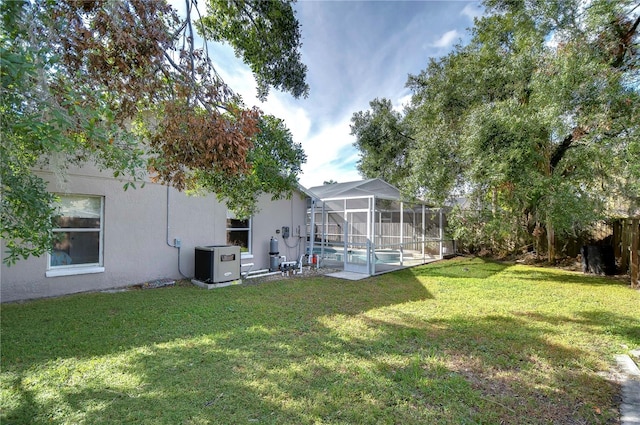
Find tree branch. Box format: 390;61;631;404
184;0;196;87
611;13;640;69
550;125;591;172
192;0;210;60
161;51;230;114
629;14;640;37
398;130;416;143
233;0;262;35
550;133;573;172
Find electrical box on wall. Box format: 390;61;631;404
281;226;290;239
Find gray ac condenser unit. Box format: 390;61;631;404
194;245;241;283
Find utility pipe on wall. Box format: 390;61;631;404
309;198;316;259
166;185;189;278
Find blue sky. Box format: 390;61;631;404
201;0;484;189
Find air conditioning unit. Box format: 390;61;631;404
194;245;241;283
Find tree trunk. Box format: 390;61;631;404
492;187;498;214
547;216;555;263
491;187;498;252
631;218;639;289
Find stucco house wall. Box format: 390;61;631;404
0;164;309;302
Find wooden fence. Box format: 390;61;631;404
612;218;640;288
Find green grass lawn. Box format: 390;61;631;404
2;257;639;424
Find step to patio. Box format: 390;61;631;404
325;271;369;281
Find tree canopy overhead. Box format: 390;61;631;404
352;0;639;259
0;0;308;264
350;98;413;188
200;0;309;100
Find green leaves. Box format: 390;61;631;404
0;170;57;265
352;0;639;258
1;0;309;264
350;98;412;188
1;3;149;264
200;0;309;100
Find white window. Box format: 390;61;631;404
46;195;105;277
226;211;252;257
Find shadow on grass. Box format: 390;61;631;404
576;310;640;344
410;257;511;280
354;312;623;424
513;310;640;346
1;260;633;424
2;273;432;424
12;306;623;424
503;268;630;287
1;273;436;423
0;275;433;369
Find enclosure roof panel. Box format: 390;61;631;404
307;178;401;201
295;183;318;199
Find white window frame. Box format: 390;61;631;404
46;195;105;277
226;211;252;259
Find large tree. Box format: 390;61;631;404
353;0;640;259
350;98;413;187
0;0;308;264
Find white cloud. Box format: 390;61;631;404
460;3;484;21
430;30;461;49
167;0;481;190
200;44;364;190
393;93;413;113
297;117;361;188
207;47;357;188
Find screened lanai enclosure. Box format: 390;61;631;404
306;179;454;276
